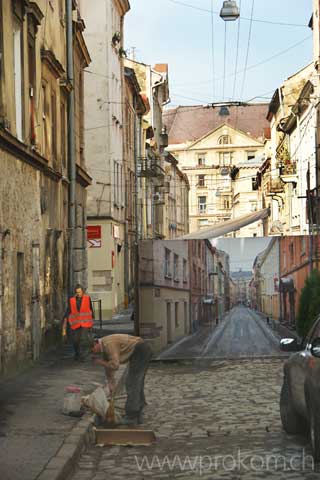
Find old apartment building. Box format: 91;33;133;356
0;0;91;374
164;104;270;237
83;0;130;319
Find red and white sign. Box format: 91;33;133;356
87;225;101;240
88;239;101;248
87;226;102;248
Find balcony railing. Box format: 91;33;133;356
267;177;284;195
138;156;165;178
279;162;297;176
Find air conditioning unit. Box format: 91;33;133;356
220;167;230;176
153;193;165;204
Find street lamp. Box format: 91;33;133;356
220;1;240;21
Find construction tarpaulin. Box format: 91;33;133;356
178;208;270;240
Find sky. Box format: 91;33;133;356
125;0;313;106
214;237;271;272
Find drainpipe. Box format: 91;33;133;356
0;230;3;332
66;0;76;294
133;112;141;337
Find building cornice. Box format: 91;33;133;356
27;2;44;29
0;128;61;181
75;30;91;67
114;0;130;16
41;49;65;78
76;164;92;187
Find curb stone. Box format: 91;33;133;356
36;413;95;480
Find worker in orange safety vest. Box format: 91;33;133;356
63;284;94;361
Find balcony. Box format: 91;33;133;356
138;156;165;178
279;162;297;176
266;177;284;196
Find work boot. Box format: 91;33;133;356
118;415;138;426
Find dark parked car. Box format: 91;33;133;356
280;316;320;461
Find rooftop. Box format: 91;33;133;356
164;103;270;145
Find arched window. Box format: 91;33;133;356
218;135;231;145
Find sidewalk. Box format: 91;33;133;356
0;344;105;480
254;310;302;342
92;306;134;336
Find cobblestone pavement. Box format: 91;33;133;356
160;306;286;361
70;359;320;479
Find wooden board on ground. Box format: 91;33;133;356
94;427;156;446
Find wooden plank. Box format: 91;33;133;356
94;427;156;446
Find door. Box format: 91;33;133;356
31;241;41;360
184;302;188;334
166;302;172;344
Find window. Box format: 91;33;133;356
218;135;231;145
173;254;179;281
198;267;201;289
289;243;294;264
199;218;209;228
175;302;179;328
42;82;49;157
28;24;36;145
51;91;57;166
301;237;306;256
219;152;233;166
60;99;67;169
16;252;24;328
252;177;258;191
198;196;207;214
79;70;84;166
183;259;187;282
13;19;23;141
247;151;256;161
222;196;230;209
197;153;206;166
165;248;171;277
197;175;205;187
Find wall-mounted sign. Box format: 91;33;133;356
88;239;101;248
87;226;101;248
113;225;120;239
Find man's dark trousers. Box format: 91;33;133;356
70;327;92;360
125;342;152;418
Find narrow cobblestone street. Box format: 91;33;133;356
71;358;320;479
159;306;286;360
70;309;319;480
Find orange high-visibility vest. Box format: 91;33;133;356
68;295;93;330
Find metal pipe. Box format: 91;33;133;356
66;0;76;294
0;230;3;332
134;110;141;336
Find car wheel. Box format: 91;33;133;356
280;375;307;434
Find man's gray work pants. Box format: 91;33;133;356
125;342;153;418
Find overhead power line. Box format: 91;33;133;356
240;0;255;102
211;0;215;100
232;0;242;101
165;0;309;27
171;35;312;89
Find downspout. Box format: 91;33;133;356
134;107;141;336
66;0;76;294
0;230;3;332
